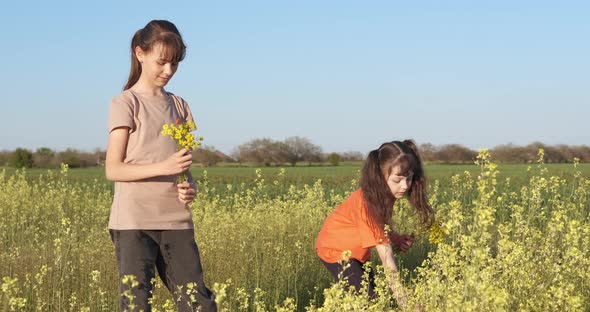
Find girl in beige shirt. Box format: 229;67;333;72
106;20;216;312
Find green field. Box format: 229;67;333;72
1;157;589;311
2;162;590;202
3;161;590;187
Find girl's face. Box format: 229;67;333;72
385;165;413;199
136;44;179;88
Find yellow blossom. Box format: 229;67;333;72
341;250;352;262
429;221;444;245
161;119;203;182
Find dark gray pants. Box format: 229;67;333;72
110;229;217;312
321;258;375;298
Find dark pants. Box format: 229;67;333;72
322;258;375;298
110;229;217;312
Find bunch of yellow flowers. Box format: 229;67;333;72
161;119;203;183
428;221;445;245
161;119;203;150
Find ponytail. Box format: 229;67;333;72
401;140;434;228
402;140;419;160
361;149;394;231
401;139;424;179
367;149;381;183
124;30;143;90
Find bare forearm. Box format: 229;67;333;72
105;161;164;182
378;244;399;273
105;129;191;182
376;244;407;305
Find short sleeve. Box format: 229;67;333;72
356;200;389;248
108;97;135;133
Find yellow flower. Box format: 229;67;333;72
161;119;204;181
341;250;352;262
429;221;444;245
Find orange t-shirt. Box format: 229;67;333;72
315;189;390;263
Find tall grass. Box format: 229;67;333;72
0;151;588;311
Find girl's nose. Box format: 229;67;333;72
163;63;174;75
400;179;408;191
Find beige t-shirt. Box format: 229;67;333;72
107;89;195;230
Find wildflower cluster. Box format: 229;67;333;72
161;119;203;182
1;151;589;311
428;221;444;245
161;119;203;150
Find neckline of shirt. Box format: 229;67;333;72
128;89;172;107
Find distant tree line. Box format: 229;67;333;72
231;137;324;166
0;146;229;169
418;142;590;164
0;148;106;169
1;141;589;168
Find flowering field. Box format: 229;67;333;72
1;150;589;311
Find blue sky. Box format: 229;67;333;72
1;0;588;154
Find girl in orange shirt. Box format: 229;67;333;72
315;140;434;306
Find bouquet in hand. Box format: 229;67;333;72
161;119;203;182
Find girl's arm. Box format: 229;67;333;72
375;243;398;272
105;127;193;182
375;244;408;307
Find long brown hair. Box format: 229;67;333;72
124;20;186;90
360;140;434;232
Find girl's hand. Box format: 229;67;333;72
177;181;196;204
390;274;409;309
161;149;193;176
394;289;408;309
391;233;415;252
